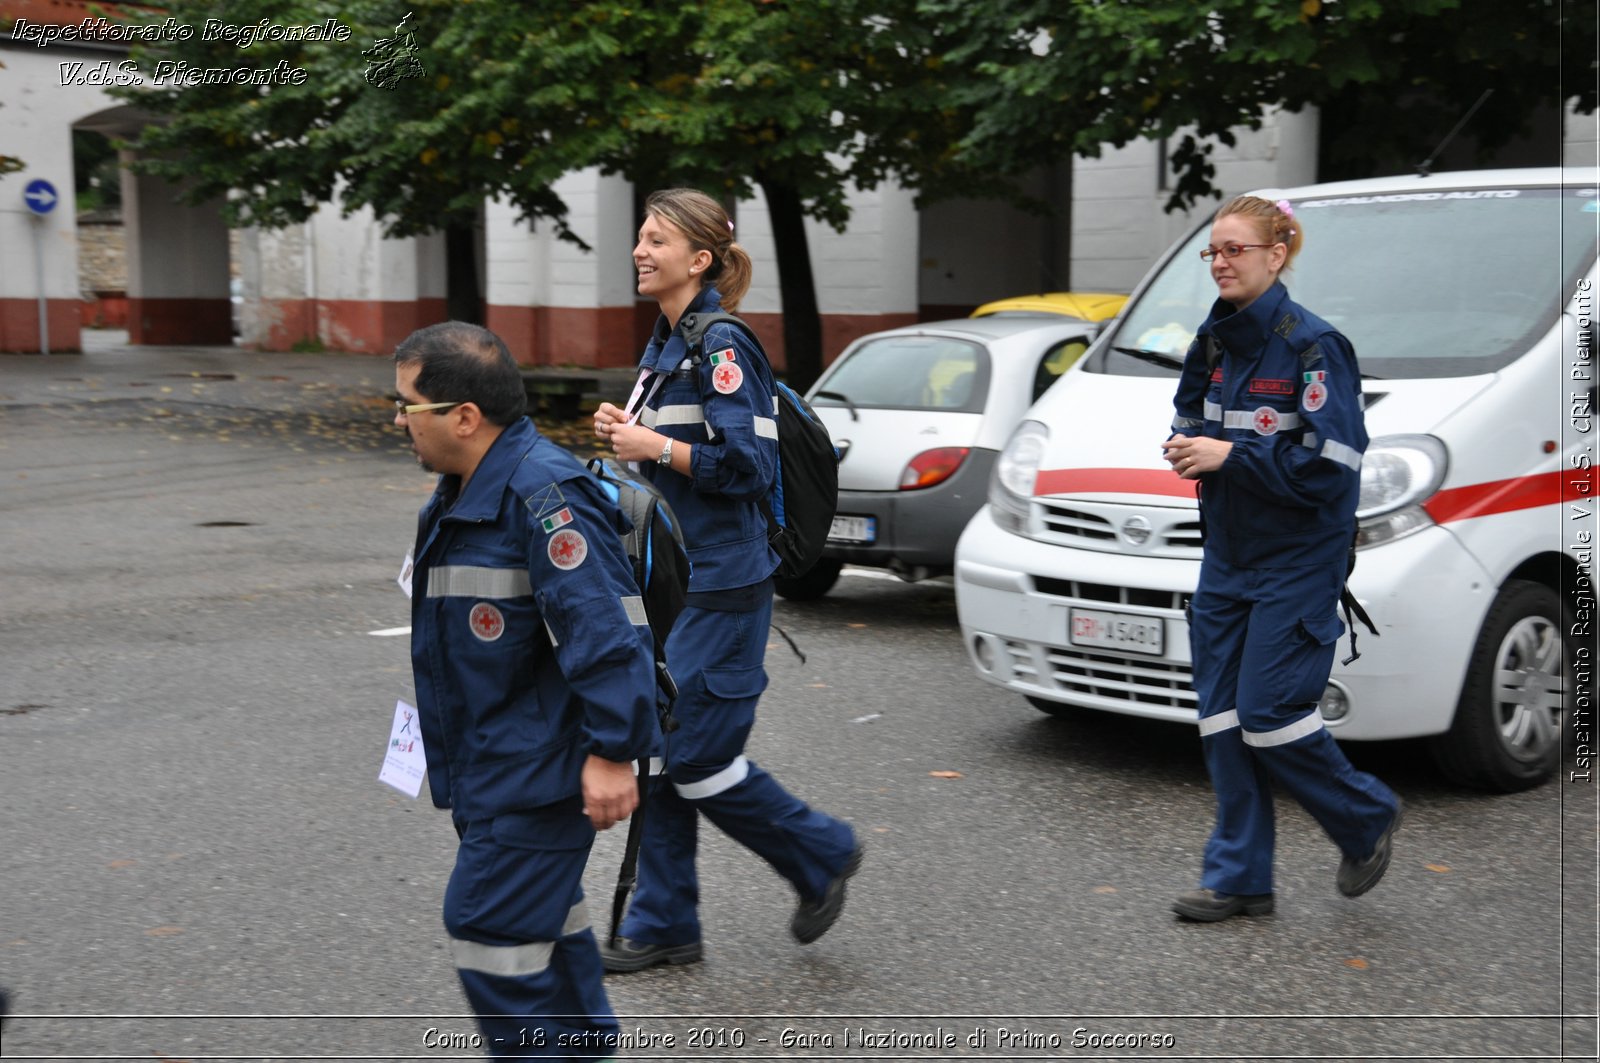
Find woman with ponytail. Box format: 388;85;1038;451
1162;195;1402;923
592;189;861;971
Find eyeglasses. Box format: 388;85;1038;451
394;399;463;416
1199;243;1275;261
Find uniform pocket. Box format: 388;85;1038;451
702;663;768;701
1298;613;1344;646
490;798;596;852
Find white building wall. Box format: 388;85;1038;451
0;46;135;303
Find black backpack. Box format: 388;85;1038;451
585;456;689;947
679;311;839;580
585;455;689;696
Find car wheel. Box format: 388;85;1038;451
774;558;844;601
1429;580;1565;792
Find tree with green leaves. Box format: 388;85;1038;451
114;0;1593;388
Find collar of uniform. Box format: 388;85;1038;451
1206;280;1289;355
435;417;539;522
641;287;725;374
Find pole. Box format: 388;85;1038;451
32;215;48;356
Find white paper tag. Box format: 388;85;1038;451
397;548;415;599
378;699;427;798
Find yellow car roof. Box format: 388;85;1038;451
970;292;1128;322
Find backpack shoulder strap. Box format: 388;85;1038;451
680;311;763;364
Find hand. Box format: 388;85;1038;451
581;755;639;831
1161;433;1232;480
593;402;626;442
608;423;667;465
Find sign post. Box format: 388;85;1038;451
23;178;59;356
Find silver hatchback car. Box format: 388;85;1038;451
779;314;1112;600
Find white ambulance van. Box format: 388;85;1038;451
954;168;1596;792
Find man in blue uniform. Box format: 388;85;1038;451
395;322;659;1054
1163;196;1401;921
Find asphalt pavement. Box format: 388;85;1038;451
0;331;1595;1062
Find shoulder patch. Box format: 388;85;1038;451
712;360;744;395
1274;313;1299;339
1299;342;1324;369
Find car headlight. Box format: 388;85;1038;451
988;420;1049;534
1355;434;1449;549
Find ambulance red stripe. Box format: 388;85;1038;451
1032;465;1597;524
1424;467;1596;524
1032;468;1198;499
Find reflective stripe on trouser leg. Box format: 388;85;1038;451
620;598;856;942
444;815;617;1058
1190;562;1276;895
1232;558;1399;860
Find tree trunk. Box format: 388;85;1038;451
756;175;823;391
445;220;482;325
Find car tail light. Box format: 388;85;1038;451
899;447;969;490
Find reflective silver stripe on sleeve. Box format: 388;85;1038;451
1223;409;1303;431
621;595;647;626
1198;710;1240;737
1172;416;1204;430
1301;432;1319;449
1203;400;1223;422
674;755;750;800
1242;711;1325;748
1321;439;1363;471
449;901;590;977
648;404;706;428
631;756;665;777
427;566;532;599
753;416;778;440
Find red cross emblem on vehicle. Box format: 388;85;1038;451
468;602;505;642
1253;406;1280;435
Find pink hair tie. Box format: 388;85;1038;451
1276;199;1294;219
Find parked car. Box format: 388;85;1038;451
954;167;1596;792
970;291;1128;322
778;313;1115;600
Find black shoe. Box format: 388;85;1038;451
597;936;703;974
1172;888;1275;922
1338;799;1404;898
791;845;864;945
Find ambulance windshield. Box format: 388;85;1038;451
1094;184;1597;379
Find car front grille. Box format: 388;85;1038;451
1039;503;1116;541
1002;640;1198;710
1030;577;1189;612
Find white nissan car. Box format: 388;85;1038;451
955;168;1595;792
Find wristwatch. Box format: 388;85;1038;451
658;437;674;467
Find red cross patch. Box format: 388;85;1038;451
547;528;588;570
1252;406;1281;435
468;602;505;642
1302;381;1327;412
712;361;743;395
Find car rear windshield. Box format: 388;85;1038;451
1092;185;1597;379
813;335;989;412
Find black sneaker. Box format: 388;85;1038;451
1172;888;1275;922
597;936;703;974
791;845;864;945
1338;799;1404;898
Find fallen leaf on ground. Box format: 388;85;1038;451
1344;957;1369;970
929;770;964;779
1093;886;1118;894
144;926;184;937
1425;863;1451;873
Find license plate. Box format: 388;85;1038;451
828;515;876;543
1068;608;1165;656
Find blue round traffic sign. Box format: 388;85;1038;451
24;178;59;215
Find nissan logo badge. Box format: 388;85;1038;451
1121;516;1153;545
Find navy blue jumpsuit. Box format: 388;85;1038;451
409;417;659;1057
1171;281;1399;897
617;287;858;947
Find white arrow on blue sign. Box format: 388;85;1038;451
24;179;59;215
